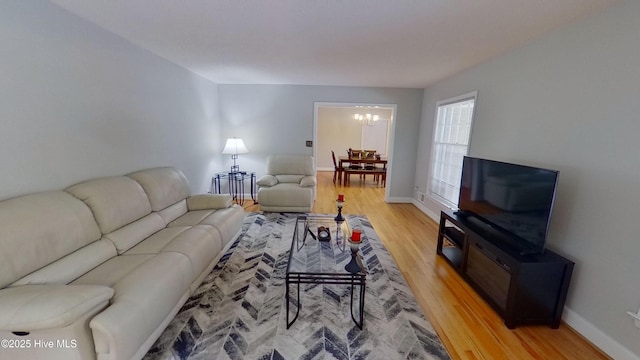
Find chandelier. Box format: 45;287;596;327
354;113;379;126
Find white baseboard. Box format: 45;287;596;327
411;198;440;221
385;196;414;203
563;308;639;360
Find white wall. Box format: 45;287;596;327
0;2;423;202
317;107;365;170
0;1;223;200
415;1;640;358
218;85;423;200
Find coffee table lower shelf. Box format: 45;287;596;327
285;272;366;329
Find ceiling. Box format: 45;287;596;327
51;0;618;88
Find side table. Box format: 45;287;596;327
211;171;257;206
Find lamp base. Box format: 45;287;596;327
229;153;241;173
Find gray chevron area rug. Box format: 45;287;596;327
144;212;450;360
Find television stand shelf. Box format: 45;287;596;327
436;209;574;329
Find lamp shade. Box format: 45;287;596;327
222;138;248;154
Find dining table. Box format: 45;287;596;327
337;156;388;185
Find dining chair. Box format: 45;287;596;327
346;149;363;170
361;150;377;182
363;151;375;168
331;150;347;184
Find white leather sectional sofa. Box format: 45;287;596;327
0;167;246;360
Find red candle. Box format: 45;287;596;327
337;194;344;202
351;230;361;242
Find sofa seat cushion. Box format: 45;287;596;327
88;252;192;360
168;205;246;246
0;285;114;331
258;183;313;207
110;252;191;308
72;254;155;288
11;239;117;287
124;226;223;282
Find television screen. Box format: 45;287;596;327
458;156;559;255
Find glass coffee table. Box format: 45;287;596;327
285;214;367;329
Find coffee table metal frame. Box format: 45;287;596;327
285;215;366;329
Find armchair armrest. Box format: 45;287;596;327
300;175;317;188
257;175;278;187
187;194;232;210
0;285;114;331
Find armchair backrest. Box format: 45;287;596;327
349;149;376;159
266;155;315;177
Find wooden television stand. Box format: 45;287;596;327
436;209;574;329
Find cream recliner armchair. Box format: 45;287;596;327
257;154;316;212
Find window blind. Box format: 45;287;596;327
429;97;475;207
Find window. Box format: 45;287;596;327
429;91;476;208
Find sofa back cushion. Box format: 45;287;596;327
127;167;191;212
0;191;102;288
66;176;152;234
266;155;315;176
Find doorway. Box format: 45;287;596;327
313;102;396;198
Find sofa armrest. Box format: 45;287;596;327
0;285;114;331
257;175;278;187
300;175;317;188
187;194;232;210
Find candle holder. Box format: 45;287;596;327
335;198;345;222
345;239;365;274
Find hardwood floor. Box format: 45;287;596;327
244;171;610;360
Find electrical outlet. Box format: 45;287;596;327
420;193;425;201
627;310;640;328
305;140;312;147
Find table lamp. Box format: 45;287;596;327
222;137;248;173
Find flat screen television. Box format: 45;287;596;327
457;156;559;255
